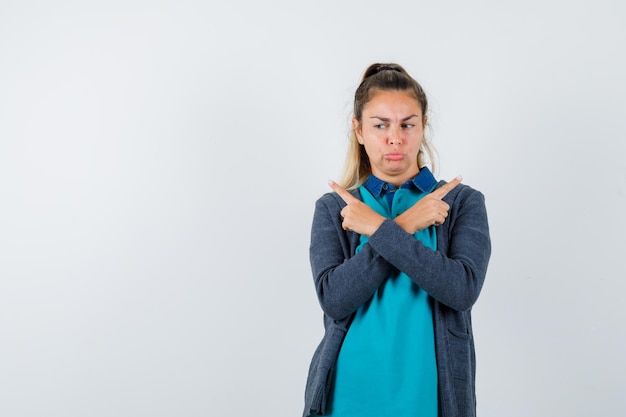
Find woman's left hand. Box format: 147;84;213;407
328;180;385;236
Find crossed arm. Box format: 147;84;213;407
310;179;490;320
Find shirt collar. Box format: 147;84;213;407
363;167;437;198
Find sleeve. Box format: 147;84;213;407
367;187;491;311
309;195;393;321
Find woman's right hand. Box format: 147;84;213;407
394;176;462;234
328;180;386;236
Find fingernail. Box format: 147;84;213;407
456;175;463;182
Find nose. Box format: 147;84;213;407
389;126;402;145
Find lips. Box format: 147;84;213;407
385;153;404;161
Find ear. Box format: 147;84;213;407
422;114;428;128
352;118;364;144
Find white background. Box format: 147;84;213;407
1;1;625;416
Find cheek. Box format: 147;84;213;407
361;129;382;145
361;139;383;160
412;124;425;135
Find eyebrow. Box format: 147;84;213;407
369;115;420;122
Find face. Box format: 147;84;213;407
353;90;427;186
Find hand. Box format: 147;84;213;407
328;180;386;236
394;176;462;234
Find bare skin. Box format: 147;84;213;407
328;176;462;236
330;89;462;236
353;90;425;187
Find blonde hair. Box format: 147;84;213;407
339;63;437;190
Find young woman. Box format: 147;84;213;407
303;63;491;417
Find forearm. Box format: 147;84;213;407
368;191;491;311
312;244;391;320
309;197;392;320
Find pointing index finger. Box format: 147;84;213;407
328;180;359;205
430;175;463;200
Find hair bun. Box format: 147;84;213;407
362;63;404;80
374;65;399;73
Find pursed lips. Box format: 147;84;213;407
385;153;405;161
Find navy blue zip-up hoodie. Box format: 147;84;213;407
304;181;491;417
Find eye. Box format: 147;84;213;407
374;124;387;129
401;123;415;129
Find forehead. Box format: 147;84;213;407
364;90;422;114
